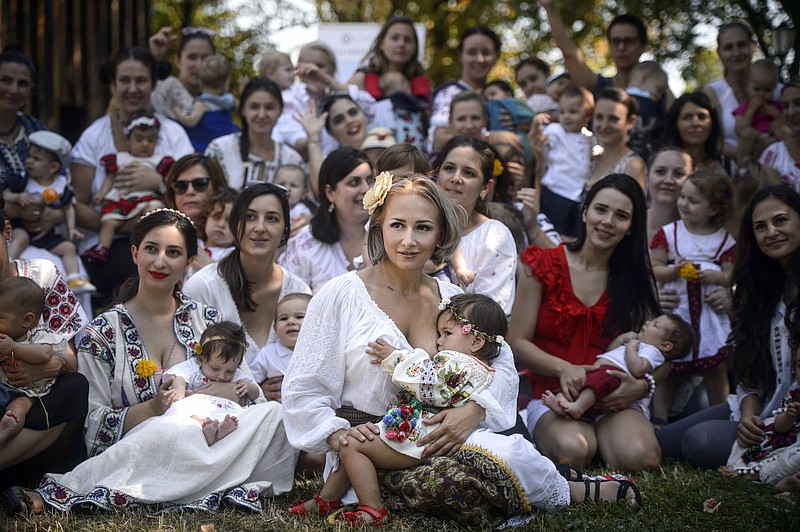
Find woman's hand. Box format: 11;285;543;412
260;375;283;401
295;101;327;139
195;380;240;401
326;423;380;452
486;130;523;153
737;414;766;447
2;357;60;386
418;401;484;458
557;363;587;401
148;26;176;60
150;376;177;416
596;369;644;412
658;287;681;312
705;288;732;314
516;187;540;233
113;163;163;195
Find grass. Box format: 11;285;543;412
2;461;798;531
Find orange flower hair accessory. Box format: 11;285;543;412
136;359;157;378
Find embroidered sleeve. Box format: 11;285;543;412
39;264;86;339
99;153;118;173
720;244;737;264
650;228;669;251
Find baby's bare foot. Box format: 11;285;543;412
0;411;22;445
201;418;218;446
542;391;567;416
774;472;800;492
215;414;239;443
562;401;585;420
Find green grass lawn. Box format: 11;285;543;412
2;461;798;531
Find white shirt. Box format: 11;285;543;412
250;342;293;383
540;123;595;202
760;141;800;193
278;225;355;293
204;132;305;190
597;342;665;375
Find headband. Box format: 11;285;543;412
438;297;504;346
124;116;160;136
139;207;196;229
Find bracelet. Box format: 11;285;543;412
643;373;656;400
10;341;16;366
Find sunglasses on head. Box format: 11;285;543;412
181;27;216;38
172;177;211;194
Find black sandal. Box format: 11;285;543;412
583;475;642;506
0;487;43;515
556;463;584;482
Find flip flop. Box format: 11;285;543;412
555;463;584;482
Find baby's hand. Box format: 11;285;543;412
234;378;250;398
455;267;475;287
170;387;186;402
696;268;720;285
618;331;638;345
365;339;397;362
628;338;640;350
0;334;13;357
69;228;84;241
92;193;104;206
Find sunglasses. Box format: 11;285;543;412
171;177;211;194
181;27;216;38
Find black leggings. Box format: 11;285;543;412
656;402;738;469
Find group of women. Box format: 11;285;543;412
1;11;800;523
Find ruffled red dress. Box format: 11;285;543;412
520;244;615;397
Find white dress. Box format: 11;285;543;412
204;132;305;190
278;224;356;293
163;357;256;420
706;79;740;150
760;141;800;192
453;219;517;315
182;262;311;366
652;221;735;372
283;272;570;511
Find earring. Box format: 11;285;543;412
328;203;335;213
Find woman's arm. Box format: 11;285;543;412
0;335;52;364
736;393;765;446
72;162;102;232
623;156;647;192
650;246;679;283
540;0;597;90
295;103;326;200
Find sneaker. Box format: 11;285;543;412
68;276;97;293
82;245;110;263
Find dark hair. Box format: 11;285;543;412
117;208;199;302
320;93;364;135
218;183;290;312
197;187;239;241
238;77;284;164
361;16;424;80
312;147;372;244
685;167;733;227
165;154;227;212
560;83;594;107
484;79;514;97
432;136;497;217
178;30;216;57
607;14;648;46
663;313;695;360
199;321;246;365
98;47;160;85
660;91;722;163
0;46;36;78
0;276;44;321
450;91;488;118
597;87;638;119
125;110;161;135
375;143;431;175
731;185;800;400
515;57;550;77
458;25;502;54
569;174;660;334
438;293;508;361
717;20;756;46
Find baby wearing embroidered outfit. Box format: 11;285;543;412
542;313;693;419
250;293;311;388
163;321;259;445
289;293;505;525
0;277;67;444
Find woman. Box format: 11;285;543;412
72;47;193;295
279;147;372;293
20;208;297;513
760;80;800;191
647;147;695;242
509;174;662;472
657;186;800;474
149;26;215;119
430;25;520;153
283;174;637;523
586;88;646;192
348;16;430;103
660;91;732;175
184;183;310;399
205;77;304;189
433;137;517;315
0;200;89;492
703;21;756;158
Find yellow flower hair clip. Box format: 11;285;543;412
493;159;504;178
362;172;394;215
193;343;203;355
136;359;157;378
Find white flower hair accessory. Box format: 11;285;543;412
438;297;451;311
362;172;394;215
123;115;160;136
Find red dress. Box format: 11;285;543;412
520;244;615;397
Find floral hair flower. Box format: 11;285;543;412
462;324;472;334
362;172;394;215
438;297;451;311
193;343;203;355
440;299;504;346
678;263;699;281
493;159;504;178
136;359;157;378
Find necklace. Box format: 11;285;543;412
162;338;180;369
0;117;18;137
378;264;419;296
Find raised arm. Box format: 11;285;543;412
540;0;598;89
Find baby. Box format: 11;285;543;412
274;165;315;229
483;79;535;135
198;188;237;261
172;55;239;152
734;59;784;141
545;71;571;106
0;277;67;444
543;314;694;419
258;50;296;91
379;71;411;96
163;321;259;445
626;61;669;162
250;293;310;387
371;71;428;151
3;131;94;293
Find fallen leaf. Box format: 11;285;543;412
775;491;795;505
703;498;722;513
200;525;216;532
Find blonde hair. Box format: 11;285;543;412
258;50;292;77
367;174;464;266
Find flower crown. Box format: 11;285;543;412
362;172;394;215
492;158;504;178
438;297;504;346
139;207;196;228
124;115;160;136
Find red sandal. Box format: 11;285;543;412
288;492;341;516
331;504;389;526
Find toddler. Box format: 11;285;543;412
542;313;694;419
626;61;668;162
535;84;597;238
198;187;237;261
727;355;800;485
0;277;67;444
85;113;171;264
172;55;240;152
258;50;296;90
163;321;259;445
370;71;428;151
734;59;784;140
515;57;559;118
3;131;94;293
545;72;571;106
274;164;316;226
250;293;311;386
484;80;535;135
650;168;736;427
